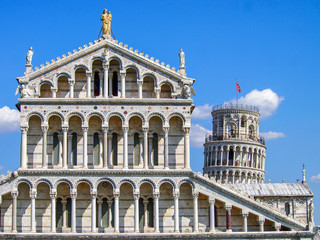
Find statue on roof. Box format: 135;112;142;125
26;47;33;65
179;49;185;67
101;9;112;37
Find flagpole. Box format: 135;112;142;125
236;79;238;106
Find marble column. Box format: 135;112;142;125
275;222;281;231
184;127;191;169
173;192;180;233
58;134;63;167
69;80;74;98
20;127;28;169
62;127;68;168
148;135;153;166
97;200;102;230
98;135;103;167
164;127;169;169
107;200;113;228
62;200;67;229
103;63;109;98
30;189;37;232
155;88;160;99
51;87;57;98
103;127;108;168
143;128;148;169
225;204;232;232
67;134;72;166
134;193;140;233
42;125;48;168
86;72;92;98
137;80;143;99
242;210;248;232
193;192;199;232
259;216;265;232
114;193;120;233
71;190;77;233
82;127;88;168
50;191;57;233
99;73;103;97
120;70;126;98
108;135;112;167
122;127;129;169
154;193;160;233
11;191;18;233
91;191;97;232
143;200;148;229
209;198;215;232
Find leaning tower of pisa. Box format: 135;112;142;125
203;104;267;184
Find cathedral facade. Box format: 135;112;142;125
0;11;316;239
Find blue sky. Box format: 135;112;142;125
0;0;320;223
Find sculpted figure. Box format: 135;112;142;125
309;200;314;225
181;85;196;99
179;48;185;67
26;47;33;65
101;9;112;36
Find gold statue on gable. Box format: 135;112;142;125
101;9;112;36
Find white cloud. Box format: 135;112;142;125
190;124;211;148
0;106;20;133
227;89;284;118
192;104;213;120
260;131;285;140
310;174;320;183
0;166;4;171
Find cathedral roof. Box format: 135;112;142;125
228;183;313;197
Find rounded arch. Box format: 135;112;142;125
74;179;93;189
142;73;158;87
108;56;123;69
15;178;33;189
177;179;195;190
107;112;126;123
125;64;140;78
55;72;72;86
86;111;107;125
26;111;45;124
74;64;89;72
117;179;136;190
94;177;116;189
39;79;54;88
137;179;156;190
54;178;74;189
46;111;65;123
146;112;166;125
66;111;86;124
34;178;53;189
159;80;175;92
127;112;146;125
168;112;186;125
157;178;177;190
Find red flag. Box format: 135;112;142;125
236;82;241;93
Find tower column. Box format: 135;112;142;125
103;63;109;98
143;128;148;169
50;190;57;233
62;126;68;168
184;127;191;169
20;127;28;169
91;190;97;232
86;72;92;98
11;191;18;233
134;193;140;233
242;210;248;232
164;127;169;169
82;126;88;168
122;126;129;169
173;191;180;233
114;193;120;233
71;190;77;233
42;125;48;168
153;192;160;233
259;216;265;232
137;80;143;98
30;189;37;232
193;192;199;232
103;127;108;168
120;70;126;98
225;203;232;232
209;198;215;232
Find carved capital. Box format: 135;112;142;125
209;198;215;205
68;79;75;85
20;126;29;133
225;203;232;211
183;127;191;134
11;191;18;199
62;126;68;132
153;192;160;200
242;210;249;217
163;127;169;133
86;72;92;78
102;127;108;133
258;216;265;224
70;189;77;199
50;190;57;199
82;126;88;132
142;127;149;133
192;191;199;199
122;126;129;132
30;189;37;199
137;80;143;86
113;192;120;199
173;191;180;200
41;125;48;133
134;193;140;200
